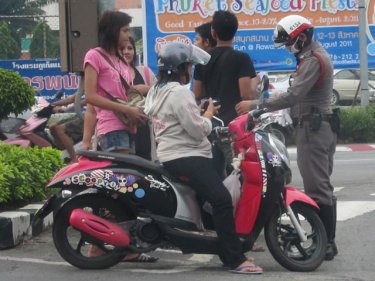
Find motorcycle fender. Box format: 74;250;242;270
53;188;100;219
32;193;58;229
284;186;319;210
4;137;31;147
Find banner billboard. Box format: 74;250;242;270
143;0;375;72
0;59;80;100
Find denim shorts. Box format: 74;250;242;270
98;130;135;153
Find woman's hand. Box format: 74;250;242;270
235;100;257;115
202;98;220;119
120;106;148;127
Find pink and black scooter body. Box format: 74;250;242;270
228;113;318;239
35;113;319;257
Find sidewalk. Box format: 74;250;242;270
1;143;375;250
0;203;52;249
287;143;375;154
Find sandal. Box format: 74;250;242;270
123;253;159;263
229;263;263;275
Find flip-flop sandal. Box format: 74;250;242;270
222;257;255;268
123;253;159;263
229;264;263;275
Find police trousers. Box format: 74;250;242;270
295;120;337;206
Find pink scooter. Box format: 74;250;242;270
2;96;54;147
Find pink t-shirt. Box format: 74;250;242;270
84;47;136;136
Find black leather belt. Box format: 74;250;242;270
300;114;332;122
293;114;332;127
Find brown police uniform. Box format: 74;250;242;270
262;40;336;206
260;40;339;259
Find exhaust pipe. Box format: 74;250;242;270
69;209;131;247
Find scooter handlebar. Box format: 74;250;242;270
249;108;268;119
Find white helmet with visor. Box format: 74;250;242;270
273;15;314;53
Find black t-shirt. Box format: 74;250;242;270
194;46;256;125
133;67;145;85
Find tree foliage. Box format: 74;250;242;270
0;21;21;59
0;0;58;53
0;0;49;38
0;68;36;120
29;20;59;58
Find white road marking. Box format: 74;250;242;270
188;254;214;262
0;256;69;266
0;251;213;274
370;193;375;196
337;201;375;221
334;187;345;192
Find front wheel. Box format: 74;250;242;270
264;202;327;272
53;194;129;269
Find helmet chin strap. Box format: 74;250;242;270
286;36;303;54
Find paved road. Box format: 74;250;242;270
0;150;374;281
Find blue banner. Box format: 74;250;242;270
143;0;375;73
0;59;80;101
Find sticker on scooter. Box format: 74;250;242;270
62;169;146;198
267;152;282;167
144;175;170;191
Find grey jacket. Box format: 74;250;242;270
144;82;213;162
263;41;334;117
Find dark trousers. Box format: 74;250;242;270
212;139;233;180
296;121;336;206
163;156;246;269
135;123;151;160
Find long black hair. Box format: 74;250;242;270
127;36;137;68
98;10;132;57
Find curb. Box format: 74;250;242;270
0;203;52;250
287;143;375;154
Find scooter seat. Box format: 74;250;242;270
76;150;171;177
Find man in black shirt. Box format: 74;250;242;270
194;10;258;176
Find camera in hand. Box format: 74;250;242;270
202;99;220;110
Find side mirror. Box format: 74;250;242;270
260;75;269;93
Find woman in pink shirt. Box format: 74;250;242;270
83;10;156;263
83;10;147;153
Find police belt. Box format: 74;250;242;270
293;114;332;127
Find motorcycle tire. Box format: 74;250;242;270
53;194;129;269
264;202;327;272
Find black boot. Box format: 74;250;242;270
318;203;338;261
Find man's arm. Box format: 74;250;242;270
51;93;76;106
239;76;258;100
193;79;206;100
238;52;258;100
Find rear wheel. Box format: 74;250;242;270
265;202;327;272
53;194;129;269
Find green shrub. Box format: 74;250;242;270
0;68;36;120
0;144;64;206
338;105;375;143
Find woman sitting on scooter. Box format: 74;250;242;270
144;42;263;274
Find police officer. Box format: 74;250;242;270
235;15;338;261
